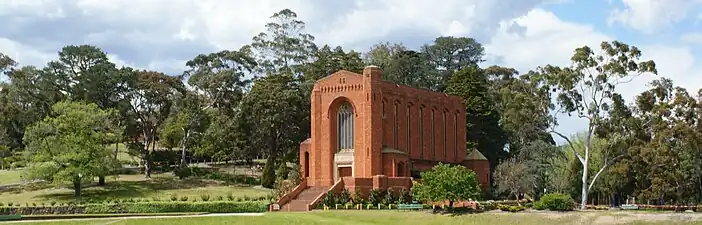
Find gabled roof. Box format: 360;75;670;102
466;150;488;161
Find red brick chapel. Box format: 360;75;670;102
274;66;490;211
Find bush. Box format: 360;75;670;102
81;201;269;214
337;188;351;205
227;193;235;201
216;196;224;201
369;189;383;205
200;194;210;202
535;193;575;211
261;157;276;189
323;191;336;206
398;189;411;204
382;188;395;205
498;204;526;212
353;189;364;204
179;196;189;202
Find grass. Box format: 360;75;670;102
0;169;26;185
7;211;702;225
0;172;271;204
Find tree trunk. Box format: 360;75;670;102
98;176;105;186
580;133;591;209
144;135;153;179
449;200;454;208
73;180;81;198
180;130;191;167
113;142;119;161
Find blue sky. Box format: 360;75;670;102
1;0;701;142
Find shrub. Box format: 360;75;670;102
261;157;276;188
179;196;189;202
275;160;289;181
7;202;13;207
170;194;178;202
369;189;383;205
50;201;56;206
83;201;269;214
536;193;575;211
0;203;3;207
152;197;161;202
323;191;336;206
337;188;351;205
227;193;235;201
499;205;526;212
398;189;411;204
200;194;210;202
382;188;396;205
216;196;224;201
353;189;364;204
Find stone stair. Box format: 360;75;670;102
280;186;328;212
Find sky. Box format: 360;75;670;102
1;0;701;142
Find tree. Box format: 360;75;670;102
238;74;307;161
445;65;507;173
123;70;183;178
261;156;276;188
421;36;485;91
363;42;407;69
384;50;437;90
494;158;535;203
412;163;481;207
23;101;119;197
251;9;317;77
539;40;657;208
176;49;255;166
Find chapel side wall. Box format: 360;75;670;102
378;82;465;164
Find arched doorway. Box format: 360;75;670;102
397;162;405;177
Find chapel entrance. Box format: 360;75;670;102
338;167;352;178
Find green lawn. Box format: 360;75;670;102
0;169;26;185
6;211;702;225
0;173;271;204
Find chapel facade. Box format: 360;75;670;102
298;66;490;192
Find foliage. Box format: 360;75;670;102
494;158;535;201
498;204;526;212
23;101;120;197
538;40;657;208
353;189;364;204
323;190;336;206
535;193;575;211
412;163;481;207
337;188;352;205
261;157;276;188
369;189;383;205
446;66;507;171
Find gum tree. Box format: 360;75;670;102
539;41;656;208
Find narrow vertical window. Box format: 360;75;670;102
394;103;398;148
454;113;458;160
431;109;435;160
337;103;354;151
419;107;423;159
443;111;446;161
406;105;411;154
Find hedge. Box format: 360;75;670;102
0;201;268;215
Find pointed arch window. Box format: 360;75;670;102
337;103;354;151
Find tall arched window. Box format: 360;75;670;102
406;105;411;154
338;103;354;151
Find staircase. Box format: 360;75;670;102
280;186;328;212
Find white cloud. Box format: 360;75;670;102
0;38;54;67
607;0;702;33
681;32;702;45
485;8;612;73
483;8;702;139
